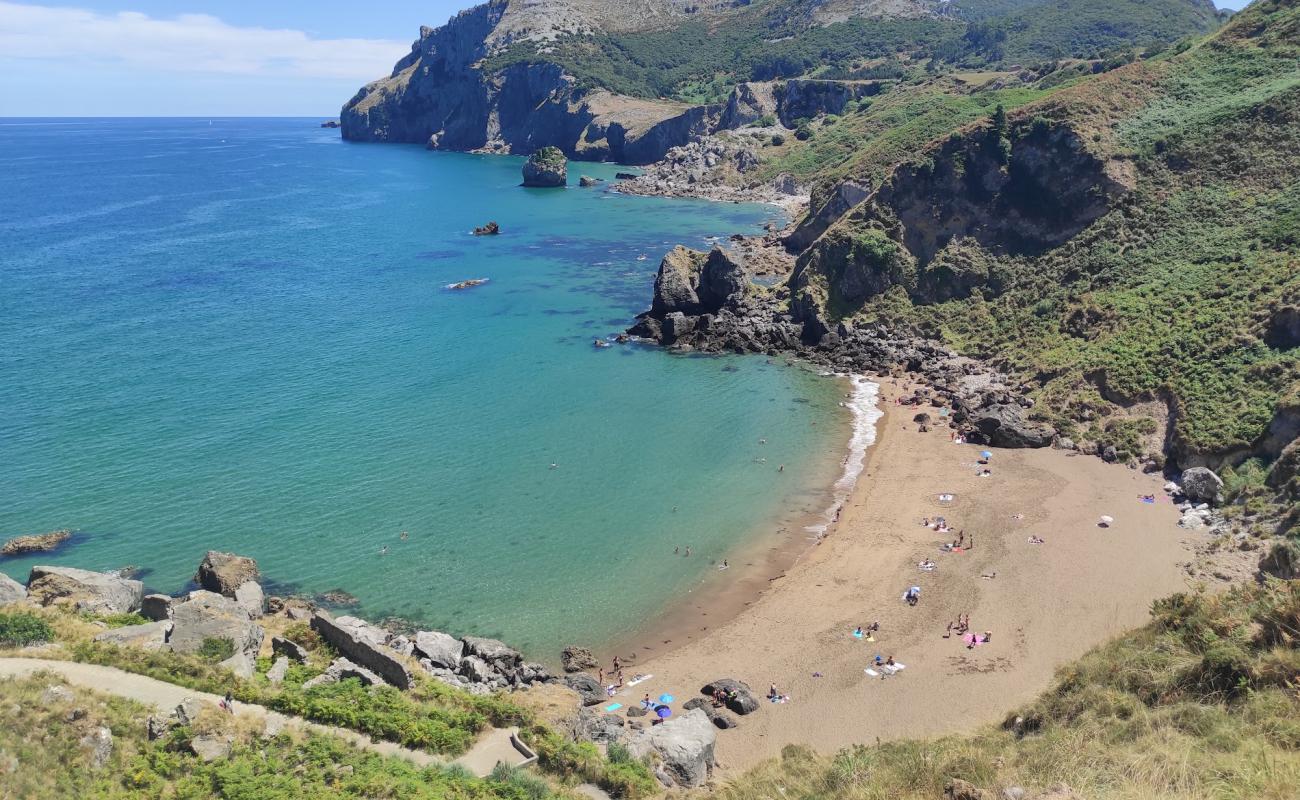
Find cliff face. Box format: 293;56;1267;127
341;0;741;163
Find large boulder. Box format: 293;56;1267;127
413;631;464;669
700;678;759;715
194;552;259;597
310;613;412;690
167;590;264;660
93;620;172;651
628;708;717;787
271;635;309;662
522;146;567;188
462;635;522;671
650;246;748;317
969;404;1055;448
564;672;605;706
0;571;26;605
233;581;264;619
140;594;176;621
561;645;600;673
1181;467;1224;505
26;566;143;614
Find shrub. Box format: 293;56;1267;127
197;637;236;663
771;133;786;146
795;123;814;141
756;113;777;127
0;612;55;647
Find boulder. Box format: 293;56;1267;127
576;707;626;744
628;708;716;788
946;779;992;800
233;581;265;619
1;529;71;556
310;613;412;690
413;630;464;669
26;566;143;614
579;175;601;187
267;656;290;686
219;652;255;679
80;726;114;770
522;146;567;188
332;615;390;649
194;551;259;597
462;635;522;670
271;635;309;662
968;404;1054;448
561;645;600;673
189;734;232;762
1181;467;1224;505
0;572;26;605
93;620;172;651
140;594;175;621
167;590;264;660
564;672;606;706
329;657;384;686
458;655;499;684
700;678;759;715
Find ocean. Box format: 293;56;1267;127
0;118;854;657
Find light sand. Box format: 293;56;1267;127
616;379;1196;773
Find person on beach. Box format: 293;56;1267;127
612;655;622;672
642;694;653;710
616;670;624;687
956;531;965;547
598;668;605;684
768;683;779;700
945;621;953;638
854;626;863;638
720;560;729;570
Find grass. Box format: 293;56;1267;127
0;673;572;799
0;610;55;647
801;0;1300;463
719;581;1300;800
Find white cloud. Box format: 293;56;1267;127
0;2;407;80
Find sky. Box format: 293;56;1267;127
0;0;1258;117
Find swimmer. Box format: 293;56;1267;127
379;545;389;556
400;531;409;541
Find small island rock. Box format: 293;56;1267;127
522;146;567;188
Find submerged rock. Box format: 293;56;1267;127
2;529;72;556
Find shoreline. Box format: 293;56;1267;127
602;377;1196;773
599;372;883;668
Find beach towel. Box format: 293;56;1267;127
864;668;879;677
604;703;623;712
627;674;654;687
883;663;906;675
852;630;864;639
1140;497;1155;504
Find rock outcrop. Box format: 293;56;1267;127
26;566;143;615
700;678;760;715
413;630;464;669
522;146;567;187
93;620;173;651
167;590;264;661
1;529;71;556
194;551;259;597
564;672;605;706
272;635;309;662
1181;467;1225;505
0;572;26;604
964;402;1055;449
561;645;600;673
140;594;175;621
626;708;717;787
310;613;413;690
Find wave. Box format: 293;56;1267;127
805;374;884;538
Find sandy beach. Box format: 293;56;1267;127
609;378;1196;773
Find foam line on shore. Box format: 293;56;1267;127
806;374;883;538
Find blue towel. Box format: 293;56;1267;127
604;703;622;712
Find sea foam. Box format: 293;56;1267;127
806;374;884;538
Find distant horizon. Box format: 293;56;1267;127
0;0;1258;117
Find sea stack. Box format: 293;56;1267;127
522;147;567;188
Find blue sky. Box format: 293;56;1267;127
0;0;1257;117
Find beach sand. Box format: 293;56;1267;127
613;379;1196;773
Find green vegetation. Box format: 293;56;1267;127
0;610;55;647
722;580;1300;800
821;0;1300;461
480;0;1217;105
0;674;568;799
68;639;525;756
529;146;567;167
196;636;235;663
522;725;659;799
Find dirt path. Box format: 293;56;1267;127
0;657;522;775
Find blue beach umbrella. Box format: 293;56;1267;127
656;705;672;719
980;450;993;460
658;693;675;704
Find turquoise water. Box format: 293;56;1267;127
0;118;848;657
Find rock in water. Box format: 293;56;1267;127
473;221;500;235
1;529;71;556
0;572;26;604
561;645;600;673
26;566;143;614
1181;467;1224;505
522;146;567;188
194;551;259;597
579;175;601;188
